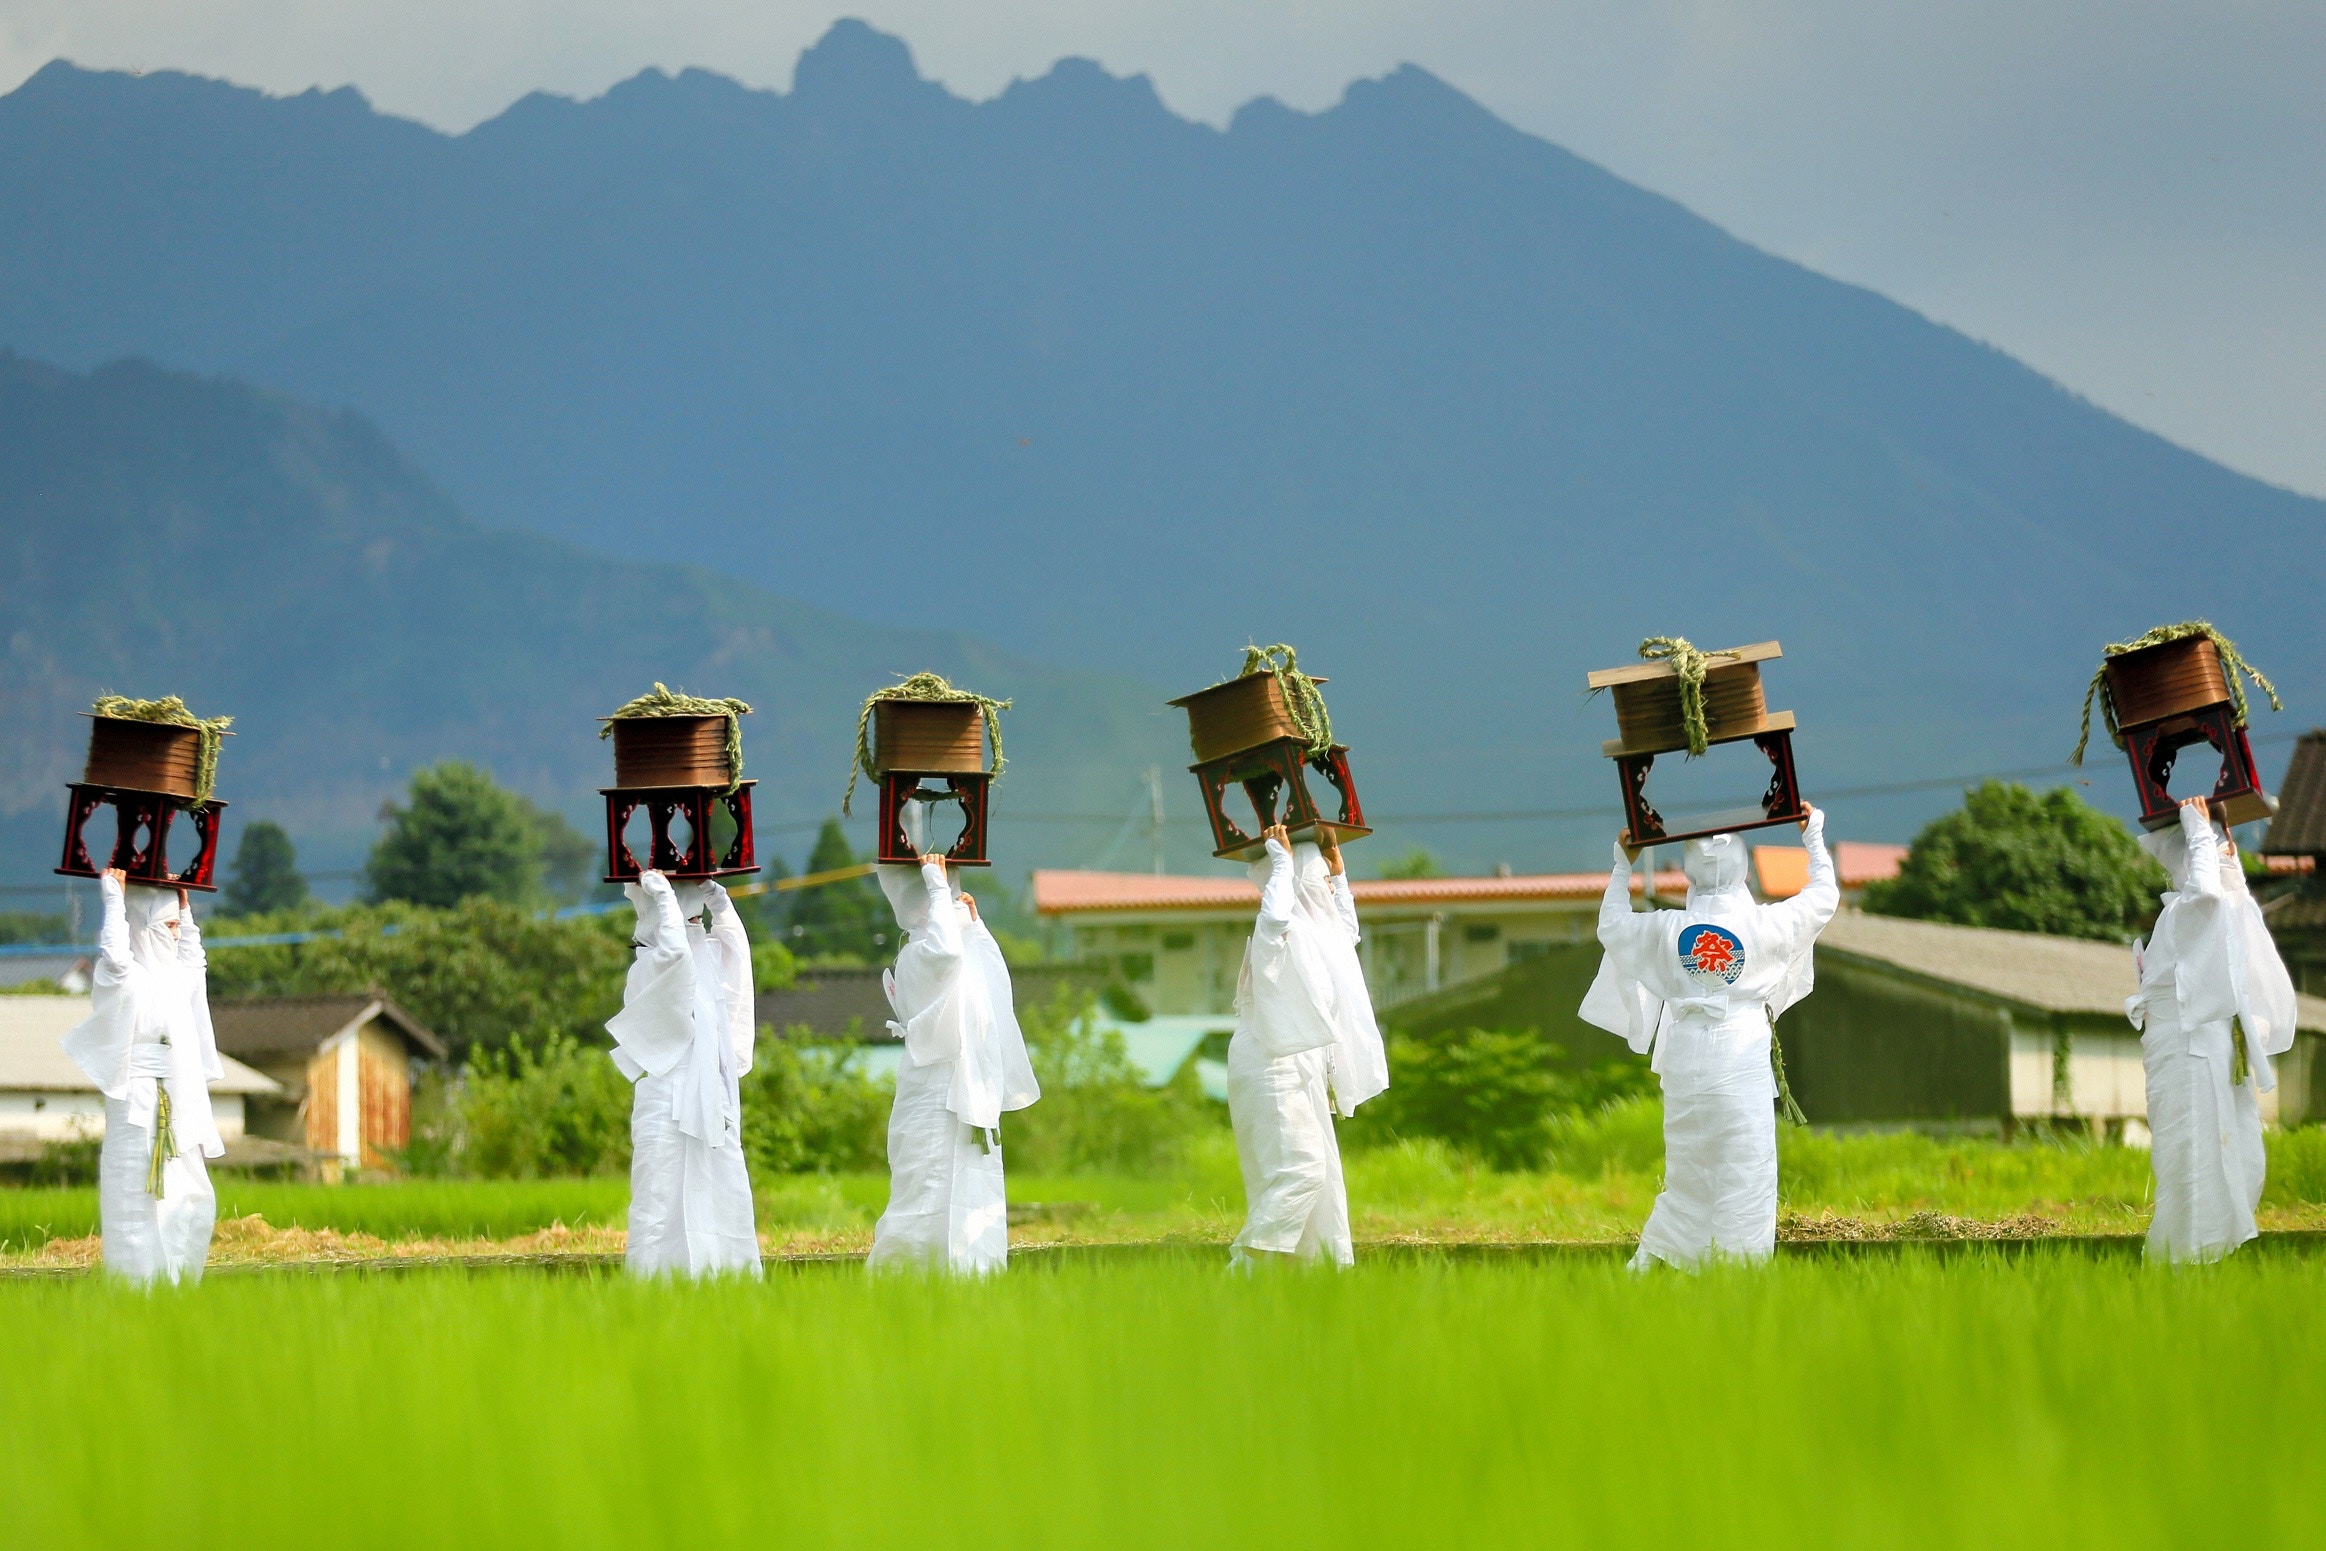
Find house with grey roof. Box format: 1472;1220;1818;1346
0;994;287;1166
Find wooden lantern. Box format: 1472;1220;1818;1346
869;700;992;866
1168;673;1371;860
600;714;759;882
2101;636;2272;830
55;716;227;891
1587;641;1805;847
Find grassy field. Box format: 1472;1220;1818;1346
2;1249;2321;1548
8;1104;2326;1259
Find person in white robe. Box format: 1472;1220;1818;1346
1227;824;1390;1268
1582;807;1835;1269
61;869;225;1284
607;869;761;1277
868;813;1040;1274
2129;795;2298;1263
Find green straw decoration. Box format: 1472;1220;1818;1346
844;672;1011;816
601;683;753;792
2071;621;2280;765
90;695;233;808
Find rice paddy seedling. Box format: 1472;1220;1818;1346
2;1249;2321;1548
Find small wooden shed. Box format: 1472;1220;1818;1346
209;993;445;1171
2261;729;2326;997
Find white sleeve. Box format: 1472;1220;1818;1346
1762;811;1840;956
1255;838;1296;947
1329;873;1360;943
604;872;697;1081
1596;844;1637;944
917;861;964;960
2178;803;2226;900
702;882;757;1075
95;874;132;976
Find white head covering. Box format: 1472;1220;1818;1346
1237;840;1388;1116
1682;834;1752;910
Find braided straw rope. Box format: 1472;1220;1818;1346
2070;621;2280;765
1634;637;1741;758
1237;643;1334;757
90;695;234;808
600;683;753;791
842;672;1011;816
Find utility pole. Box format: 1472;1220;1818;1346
1147;765;1166;875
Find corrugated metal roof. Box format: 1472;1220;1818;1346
2263;730;2326;856
0;995;282;1094
1033;866;1688;917
210;993;447;1061
1820;912;2326;1030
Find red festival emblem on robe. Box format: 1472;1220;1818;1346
1677;923;1746;986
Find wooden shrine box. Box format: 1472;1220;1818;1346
55;715;227;891
600;715;758;883
870;700;992;866
1587;641;1806;847
2101;636;2272;829
1168;673;1370;860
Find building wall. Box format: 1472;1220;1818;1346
1069;901;1601;1017
0;1090;245;1141
1776;960;2012;1124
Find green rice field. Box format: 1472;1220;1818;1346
10;1104;2326;1254
3;1248;2320;1547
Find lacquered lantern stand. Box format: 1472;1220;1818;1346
867;700;992;866
599;712;760;882
2100;636;2272;830
54;715;226;891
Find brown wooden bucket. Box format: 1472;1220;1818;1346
2104;636;2230;728
873;701;987;774
1170;674;1321;764
610;715;732;788
1611;663;1769;753
82;716;201;798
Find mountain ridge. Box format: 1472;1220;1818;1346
0;22;2316;868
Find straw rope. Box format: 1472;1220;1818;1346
1237;643;1334;757
90;695;233;808
1635;638;1741;758
1768;1010;1807;1127
145;1077;176;1199
600;683;752;792
2070;621;2280;765
843;672;1011;816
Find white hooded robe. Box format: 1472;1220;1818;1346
607;871;761;1278
62;875;224;1284
2129;802;2297;1263
867;851;1040;1274
1582;815;1837;1269
1227;837;1389;1267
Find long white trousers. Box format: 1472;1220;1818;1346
1226;1033;1351;1266
869;1055;1008;1274
99;1095;215;1285
627;1068;761;1278
1633;1054;1778;1271
2143;1011;2266;1264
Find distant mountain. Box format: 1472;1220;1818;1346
0;354;1187;886
0;22;2317;865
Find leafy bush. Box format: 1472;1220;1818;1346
742;1033;892;1176
430;1032;635;1179
1005;990;1221;1175
1862;780;2165;941
1350;1026;1654;1171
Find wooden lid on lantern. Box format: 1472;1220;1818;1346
1587;641;1794;758
58;695;235;890
1168;671;1329;765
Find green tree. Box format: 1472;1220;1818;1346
780;818;891;962
1348;1026;1575;1170
366;762;541;907
1377;848;1445;880
518;797;598;905
204;898;630;1061
220;819;308;917
1861;780;2165;941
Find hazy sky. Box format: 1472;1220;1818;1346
7;1;2322;497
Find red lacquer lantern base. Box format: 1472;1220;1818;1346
1190;738;1370;860
874;771;991;866
55;785;226;892
602;781;758;882
1614;730;1805;848
2122;707;2271;830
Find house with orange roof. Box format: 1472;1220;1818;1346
1033;863;1686;1016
